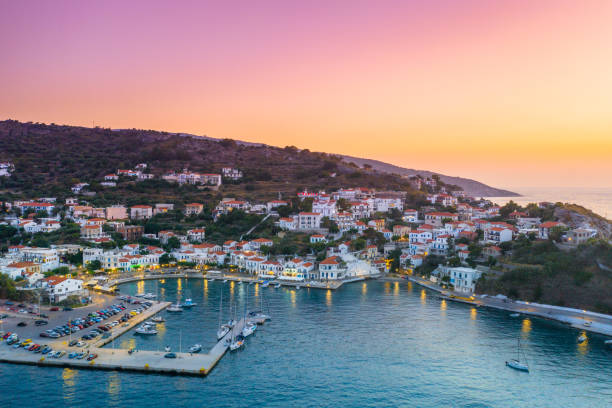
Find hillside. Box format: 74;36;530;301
340;155;518;197
0;120;517;203
0;120;421;205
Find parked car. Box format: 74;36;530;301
17;322;27;327
35;320;48;326
86;353;98;361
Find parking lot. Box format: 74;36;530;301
0;293;141;343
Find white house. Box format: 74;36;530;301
298;212;322;230
447;267;482;294
319;256;346;280
40;276;84;303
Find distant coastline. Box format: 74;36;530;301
485;186;612;220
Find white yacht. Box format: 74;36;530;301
135;325;157;335
188;344;202;353
167;303;183;312
217;324;231;340
151;315;165;323
242;322;257;337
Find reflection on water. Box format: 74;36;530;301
578;331;589;355
177;278;182;296
470;307;477;321
420;289;426;305
62;368;77;403
137;280;145;294
107;372;121;397
204;279;208;299
362;283;367;296
406;281;413;291
326;289;332;307
521;318;532;339
384;282;391;294
254;283;259;298
290;290;296;308
393;282;399;296
440;299;447;312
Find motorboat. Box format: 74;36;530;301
510;313;520;318
583;321;592;327
248;311;271;321
164;345;171;352
578;334;587;343
188;344;202;353
144;293;157;300
151;315;165;323
223;279;228;283
182;298;197;308
274;283;281;289
135;325;157;335
261;281;270;288
242;322;257;337
217;324;231;340
295;285;301;290
167;303;183;313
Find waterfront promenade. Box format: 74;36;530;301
96;269;369;293
407;275;612;337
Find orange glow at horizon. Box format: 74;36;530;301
1;1;611;189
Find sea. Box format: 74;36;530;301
486;186;612;220
2;278;611;408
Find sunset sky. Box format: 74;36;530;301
1;1;611;190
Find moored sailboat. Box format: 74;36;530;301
506;337;529;372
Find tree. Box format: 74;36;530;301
165;236;181;251
447;256;461;267
276;205;292;218
500;200;522;218
321;217;339;233
86;260;101;272
159;253;176;265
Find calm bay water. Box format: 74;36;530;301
2;278;612;407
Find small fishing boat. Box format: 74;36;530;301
510;313;520;318
182;298;197;308
164;345;171;352
295;285;301;290
151;315;165;323
188;344;202;353
274;283;281;289
583;321;592;327
261;281;270;288
578;334;587;343
223;279;228;283
209;278;215;282
506;337;529;372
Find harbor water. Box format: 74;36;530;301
1;278;611;407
